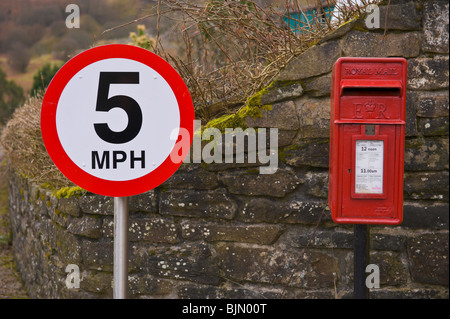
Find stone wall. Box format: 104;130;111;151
8;0;448;298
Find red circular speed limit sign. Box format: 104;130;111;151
41;44;194;197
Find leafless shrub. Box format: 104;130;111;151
0;96;74;188
149;0;378;121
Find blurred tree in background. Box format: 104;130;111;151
0;67;25;125
29;62;62;97
7;43;31;73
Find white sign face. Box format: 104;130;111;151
355;140;384;194
55;58;180;181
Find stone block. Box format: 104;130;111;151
277;40;341;81
282;138;329;168
128;190;158;213
405;92;419;136
218;167;300;197
377;1;421;31
178;284;283;299
415;91;449;118
135;242;220;285
52;225;82;265
80;270;112;295
404;137;449;170
161;164;219;190
245;101;300;130
239;197;329;224
57;197;81;217
407;56;449;90
128;274;174;297
79;195;114;216
407;233;449;285
103;216;180;244
282;289;335;299
67;215;103;239
404;171;449;200
303;73;332;98
401;201;449;229
370;231;405;251
202;152;265;172
369;251;408;286
48;197;70;228
294;96;330;138
160;189;237;219
343;31;420;58
215;243;339;289
180;221;283;244
371;288;449;299
177;285;220;299
301;171;329;199
80;239;113;271
259;81;304;105
277;130;298;147
282;226;353;249
422;0;449;54
418;117;449;136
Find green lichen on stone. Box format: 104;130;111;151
405;139;424;149
54;208;67;218
245;168;260;175
53;186;85;199
205;114;236;132
278;144;301;163
39;183;53;190
278;149;288;163
203;85;273;133
275;79;305;89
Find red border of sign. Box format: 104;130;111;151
41;44;194;197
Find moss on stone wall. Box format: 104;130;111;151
53;186;85;199
203;85;273;132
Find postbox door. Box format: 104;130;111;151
340;124;402;221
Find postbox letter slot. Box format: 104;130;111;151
341;87;400;97
340;79;402;96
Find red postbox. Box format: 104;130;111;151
328;57;407;225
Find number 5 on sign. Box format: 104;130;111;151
41;44;195;197
94;72;142;144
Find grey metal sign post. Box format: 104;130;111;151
113;197;128;299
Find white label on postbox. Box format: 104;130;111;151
355;140;384;194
